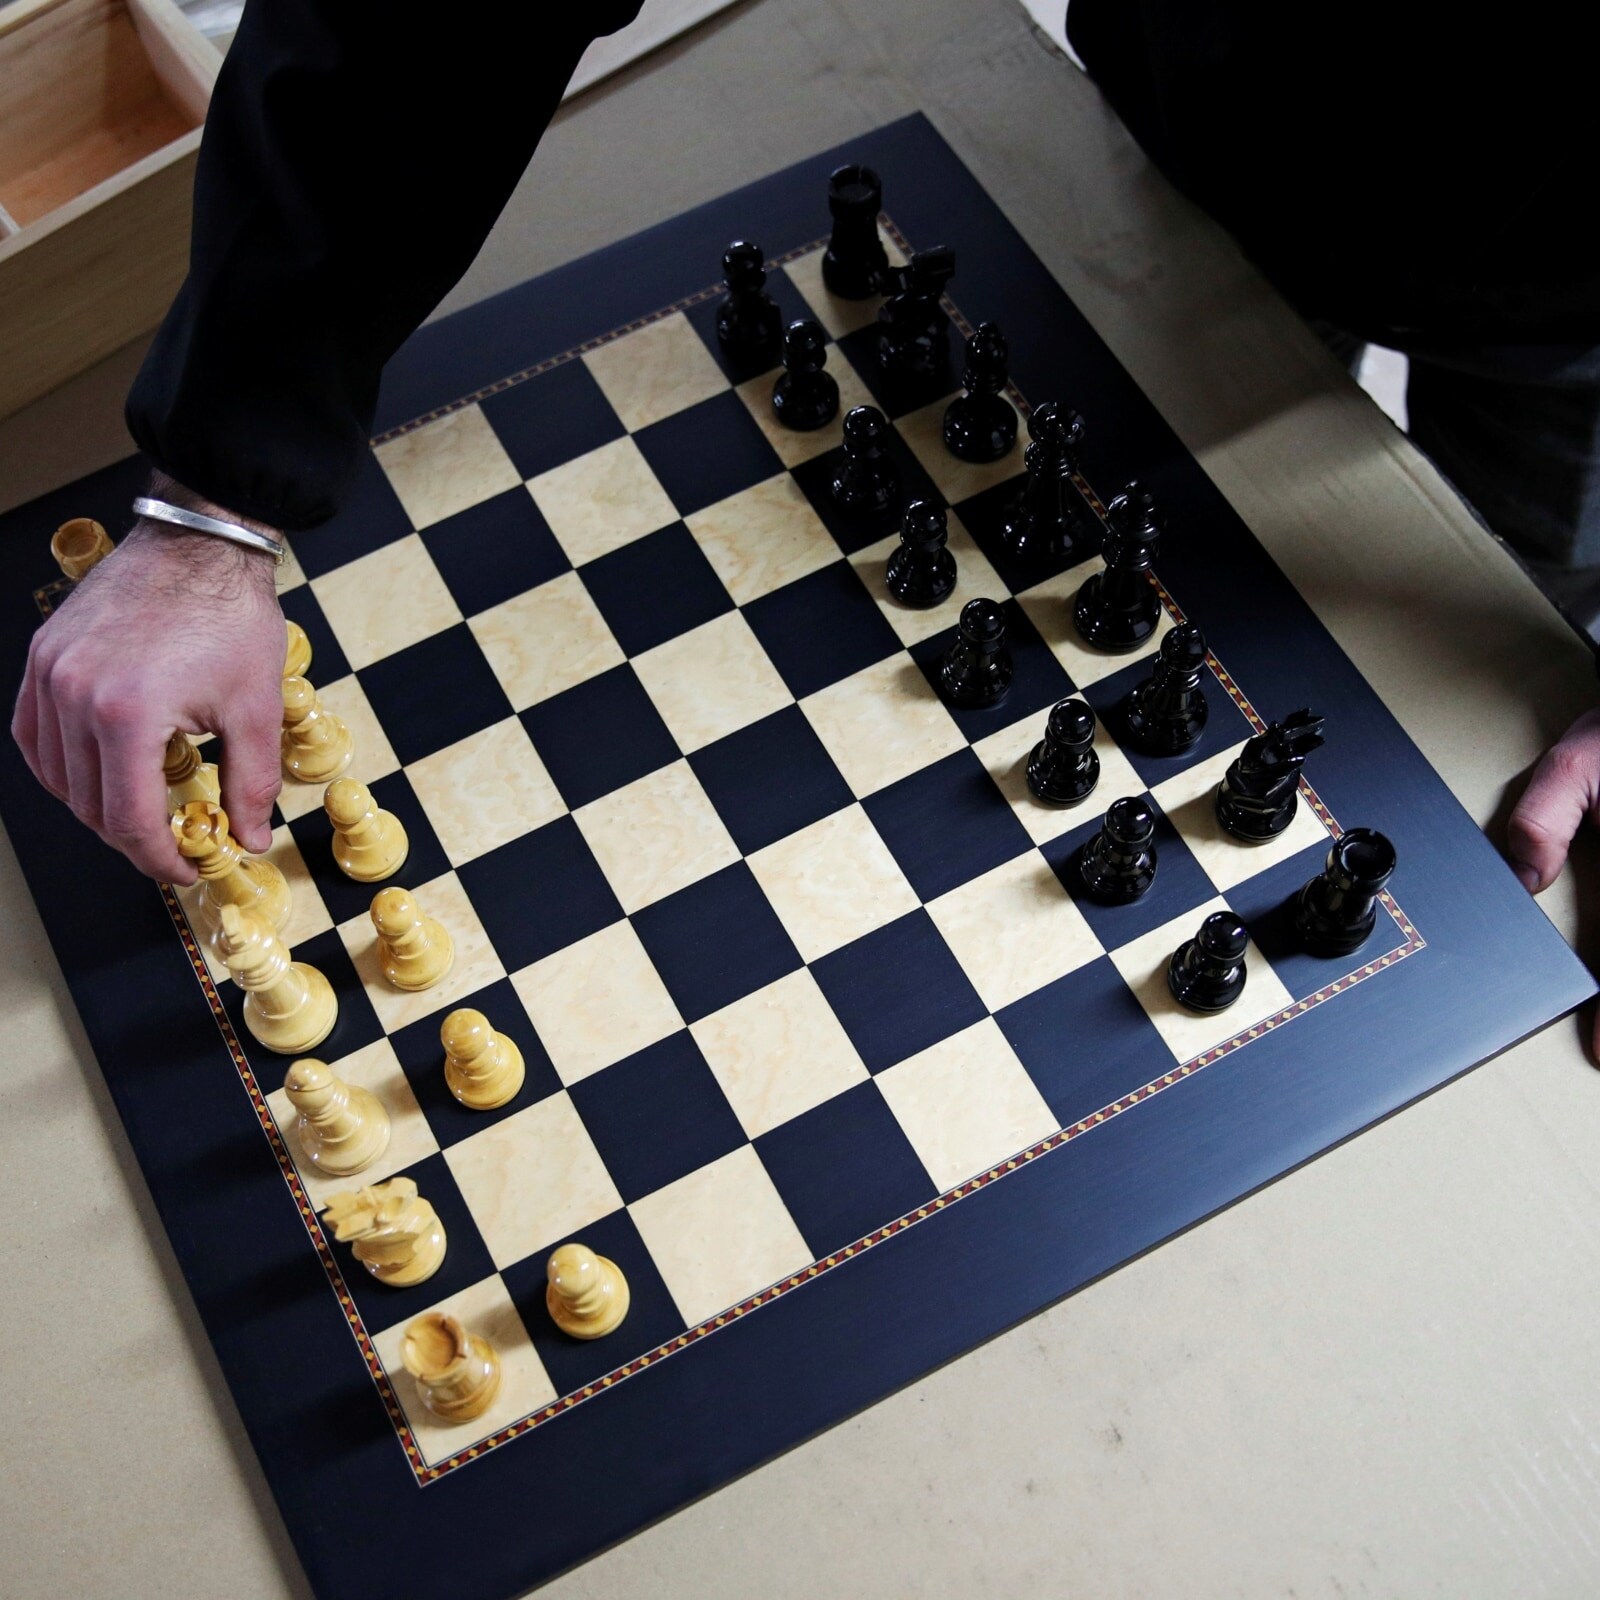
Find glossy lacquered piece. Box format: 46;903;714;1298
1026;698;1099;804
162;732;220;814
1002;399;1087;560
1123;622;1209;756
401;1312;502;1422
821;162;888;299
875;244;956;384
1076;795;1159;905
942;320;1017;462
716;240;783;365
216;903;337;1056
884;498;956;608
371;887;454;992
325;777;409;883
441;1007;526;1110
281;674;354;784
771;317;839;431
831;403;901;519
546;1243;630;1340
1073;482;1163;652
173;799;291;939
50;516;113;581
1167;910;1249;1013
283;617;313;680
938;597;1012;708
1215;709;1326;842
1294;828;1398;956
323;1177;446;1289
283;1057;391;1177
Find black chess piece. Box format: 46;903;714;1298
938;597;1013;709
831;404;901;519
1076;796;1159;905
771;318;840;431
942;322;1018;463
1167;911;1249;1013
1293;829;1397;956
1215;710;1326;841
822;163;889;299
1122;623;1209;756
1072;481;1164;652
1001;400;1088;559
1026;699;1100;805
875;246;957;385
885;499;957;608
715;240;782;366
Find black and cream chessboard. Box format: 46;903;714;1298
2;117;1592;1600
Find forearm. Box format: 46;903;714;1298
126;0;643;534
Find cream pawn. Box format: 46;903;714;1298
281;674;354;784
217;903;337;1055
51;516;113;581
322;1176;446;1287
371;887;454;992
163;732;220;814
283;618;313;679
441;1008;525;1110
546;1242;629;1340
325;778;408;882
173;800;290;936
400;1312;502;1422
283;1058;390;1176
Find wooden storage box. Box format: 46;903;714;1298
0;0;218;421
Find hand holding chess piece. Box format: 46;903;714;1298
13;472;288;879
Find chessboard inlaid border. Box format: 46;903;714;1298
31;223;1426;1488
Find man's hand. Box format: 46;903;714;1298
1506;709;1600;896
11;487;287;883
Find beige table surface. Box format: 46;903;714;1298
5;3;1600;1597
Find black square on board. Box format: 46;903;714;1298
578;523;734;657
862;747;1032;902
479;359;625;481
388;976;563;1147
833;325;953;420
688;705;853;856
569;1031;746;1204
811;909;986;1074
521;664;679;810
357;625;513;766
742;561;902;699
286;770;453;927
632;390;785;519
278;586;351;687
503;1207;686;1396
755;1080;938;1258
456;817;622;973
631;862;803;1024
292;449;415;579
790;428;944;556
953;475;1076;598
419;487;569;618
908;599;1075;745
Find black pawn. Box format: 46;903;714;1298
1026;699;1100;805
885;499;957;609
1215;709;1326;842
943;322;1018;463
1123;622;1209;756
1073;481;1164;652
938;597;1012;709
876;245;957;385
822;163;889;299
831;404;901;519
771;318;839;432
715;240;782;366
1167;911;1249;1013
1001;400;1087;559
1294;829;1397;957
1076;796;1159;905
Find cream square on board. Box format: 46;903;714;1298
735;355;878;470
582;312;727;431
374;404;523;531
310;534;462;673
274;675;400;823
1015;558;1174;690
628;1146;813;1328
685;475;840;605
848;511;1009;648
528;437;678;567
632;612;792;755
469;570;626;712
896;392;1024;507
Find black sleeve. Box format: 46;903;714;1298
124;0;644;533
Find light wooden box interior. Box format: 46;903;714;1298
0;0;218;418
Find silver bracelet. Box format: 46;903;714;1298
133;496;287;564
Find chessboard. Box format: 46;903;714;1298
1;115;1592;1600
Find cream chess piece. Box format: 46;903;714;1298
173;800;290;936
283;1058;390;1177
371;887;454;991
284;618;313;680
217;903;337;1055
281;674;354;784
546;1242;629;1339
51;517;113;580
441;1008;525;1110
163;733;221;813
400;1312;502;1422
322;1176;446;1287
325;778;408;882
